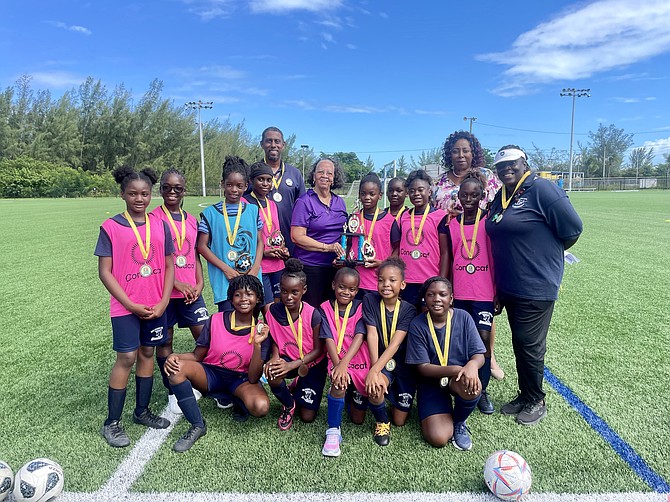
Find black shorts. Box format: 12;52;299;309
453;299;494;332
111;313;169;352
346;383;369;411
166;296;209;329
381;362;417;412
281;356;328;411
201;363;250;395
416;382;454;421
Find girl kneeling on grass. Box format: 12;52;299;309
363;257;417;447
164;275;271;452
264;259;327;431
95;166;175;448
405;277;485;451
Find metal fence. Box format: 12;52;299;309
575;177;670;191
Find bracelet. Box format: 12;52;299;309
322;242;327;252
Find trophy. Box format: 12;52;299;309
266;229;285;249
234;252;253;274
337;214;366;265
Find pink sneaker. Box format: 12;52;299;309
278;401;296;431
322;427;341;457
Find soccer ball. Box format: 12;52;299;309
0;460;13;502
483;450;532;501
13;458;64;502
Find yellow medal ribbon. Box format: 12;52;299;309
501;171;531;210
427;311;452;367
394;205;407;223
333;301;353;354
360;207;379;243
230;311;257;344
251;193;272;233
264;158;284;190
223;201;243;246
285;304;304;360
123;211;151;261
161;205;185;252
410;206;430;245
380;299;400;348
459;208;481;260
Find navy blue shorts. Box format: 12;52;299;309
381;362;417;412
280;355;328;411
262;270;283;303
201;363;249;395
346;383;369;411
416;382;454;421
166;296;209;329
111;313;169;352
453;299;494;332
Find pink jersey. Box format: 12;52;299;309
265;302;325;368
150;206;198;299
448;214;495;301
244;194;285;274
398;207;447;284
101;213;168;317
354;210;396;291
320;300;370;397
202;312;255;373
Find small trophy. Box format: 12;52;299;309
266;229;286;249
337;214;365;265
234;252;253;274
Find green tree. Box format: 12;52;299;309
329;152;365;182
410;148;441;169
625;147;655;177
583;124;634;177
527;144;568;172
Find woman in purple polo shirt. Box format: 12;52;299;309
291;158;347;307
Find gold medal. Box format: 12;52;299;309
230;311;256;344
251;193;273;234
227;250;238;261
380;299;400;349
273;192;283;203
223;201;243;247
176;255;187;268
410;206;430;245
161;205;186;255
411;249;421;260
466;263;476;274
385;359;396;372
256;322;265;334
428;311;452;385
460;209;481;260
140;264;153;277
285;304;305;360
495;171;532;223
298;364;309;377
124;211;151;264
440;376;450;388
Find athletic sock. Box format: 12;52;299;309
156;356;172;393
479;357;492;392
105;387;126;425
452;394;480;424
327;393;345;429
134;376;153;416
172;380;205;427
369;401;389;423
271;381;295;408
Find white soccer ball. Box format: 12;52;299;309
483;450;532;501
13;458;64;502
0;460;13;502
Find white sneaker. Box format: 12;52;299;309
193;388;202;401
322;427;342;457
168;394;182;415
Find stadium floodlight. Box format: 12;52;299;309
560;89;590;192
185;101;214;197
463;116;477;133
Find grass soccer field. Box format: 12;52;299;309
0;190;669;501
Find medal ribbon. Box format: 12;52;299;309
223;201;243;246
264;159;284;190
394;205;406;223
161;205;185;252
251;193;272;233
285;304;304;360
230;311;257;344
501;171;531;210
410;206;430;245
427;311;452;367
459;208;481;260
360;207;379;243
380;300;400;348
123;211;151;261
333;301;353;354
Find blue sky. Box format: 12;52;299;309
2;0;670;168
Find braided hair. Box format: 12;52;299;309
221;155;250;184
227;275;264;318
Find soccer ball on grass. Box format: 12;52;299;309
13;458;64;502
0;460;13;502
483;450;532;501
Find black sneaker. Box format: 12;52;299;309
133;408;170;429
501;394;526;415
215;397;233;410
231;402;249;423
101;420;131;448
373;421;391;446
173;422;207;453
516;400;547;426
477;391;495;415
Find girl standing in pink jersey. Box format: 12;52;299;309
393;170;449;306
150;168;209;415
445;173;497;415
94;166;175;448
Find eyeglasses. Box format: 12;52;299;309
161;184;185;194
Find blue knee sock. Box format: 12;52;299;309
327;393;345;429
106;387;126;425
479;357;491;392
452;394;480;424
172;380;205;428
134;376;153;416
156;356;172;393
369;401;389;423
271;381;295;408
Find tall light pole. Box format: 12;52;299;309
463;116;477;133
560;88;590;191
300;144;309;179
185;100;213;197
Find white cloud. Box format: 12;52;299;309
642;136;670;156
322;32;335;43
250;0;342;14
613;96;656;103
180;0;235;20
414;109;447;116
30;71;85;88
46;21;92;35
346;43;357;50
477;0;670;96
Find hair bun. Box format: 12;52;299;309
112;165;136;185
284;258;304;273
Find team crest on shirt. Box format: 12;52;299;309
459;241;481;261
172;236;194;260
512;197;527;209
301;387;316;405
283;341;300;356
130;242;157;266
149;326;164;342
220;350;244;371
403;228;425;246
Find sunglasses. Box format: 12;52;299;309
161;184;185;194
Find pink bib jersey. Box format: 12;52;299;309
265;302;325;368
352;210;396;292
202;312;256;374
398;208;448;285
244;194;285;274
100;212;168;318
448;214;495;301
